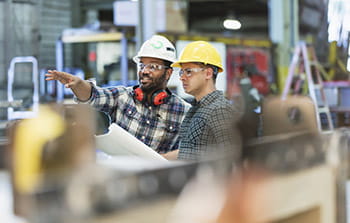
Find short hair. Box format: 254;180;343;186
205;64;218;83
208;65;219;80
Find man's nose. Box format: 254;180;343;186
179;73;187;81
139;67;150;75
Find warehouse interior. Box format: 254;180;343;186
1;0;350;222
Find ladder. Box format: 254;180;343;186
282;41;334;132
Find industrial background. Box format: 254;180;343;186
2;0;350;223
0;0;336;121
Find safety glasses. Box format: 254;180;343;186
138;63;169;72
178;67;206;77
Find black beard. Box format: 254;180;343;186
139;71;167;93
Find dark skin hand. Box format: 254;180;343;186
45;70;92;101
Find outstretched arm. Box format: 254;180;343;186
45;70;92;101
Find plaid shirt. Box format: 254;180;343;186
76;84;190;153
178;90;242;161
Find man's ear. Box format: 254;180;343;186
166;68;173;81
205;67;214;80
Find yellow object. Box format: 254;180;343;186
171;41;224;73
277;65;289;93
14;106;65;193
328;41;337;79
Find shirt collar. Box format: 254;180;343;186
194;90;223;106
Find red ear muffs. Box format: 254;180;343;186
134;87;145;102
133;86;170;106
152;90;169;106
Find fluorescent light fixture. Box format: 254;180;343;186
223;19;241;30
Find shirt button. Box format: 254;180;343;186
146;120;150;124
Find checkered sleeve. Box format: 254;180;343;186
75;83;127;115
208;105;242;160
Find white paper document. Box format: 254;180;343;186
95;123;167;161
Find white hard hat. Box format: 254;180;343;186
133;35;176;63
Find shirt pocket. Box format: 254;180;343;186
123;105;141;120
117;105;142;130
155;120;180;142
165;121;179;134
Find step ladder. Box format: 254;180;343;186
282;41;334;132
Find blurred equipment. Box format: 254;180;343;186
262;95;318;136
0;56;39;170
282;41;333;132
226;46;271;99
323;81;350;127
0;133;8;169
242;95;349;223
7;104;96;220
55;30;127;101
7;56;39;120
328;41;350;81
4;97;349;223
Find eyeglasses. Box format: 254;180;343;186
178;67;206;77
138;63;169;72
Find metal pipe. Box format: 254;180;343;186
136;0;144;51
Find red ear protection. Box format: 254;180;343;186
134;87;145;102
152;90;169;106
133;87;170;106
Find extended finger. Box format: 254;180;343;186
45;73;54;80
47;70;58;75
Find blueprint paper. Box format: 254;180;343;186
95;123;167;161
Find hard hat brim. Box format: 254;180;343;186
171;60;224;73
133;55;176;63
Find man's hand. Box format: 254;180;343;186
45;70;92;101
45;70;81;89
161;149;179;160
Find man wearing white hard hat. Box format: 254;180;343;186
46;35;190;154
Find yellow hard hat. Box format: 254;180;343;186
171;41;224;73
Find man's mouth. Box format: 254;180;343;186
140;77;152;84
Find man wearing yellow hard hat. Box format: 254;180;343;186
165;41;242;161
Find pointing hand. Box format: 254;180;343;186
45;70;80;88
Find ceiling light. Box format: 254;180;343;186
223;19;241;30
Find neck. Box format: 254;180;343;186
195;85;216;101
